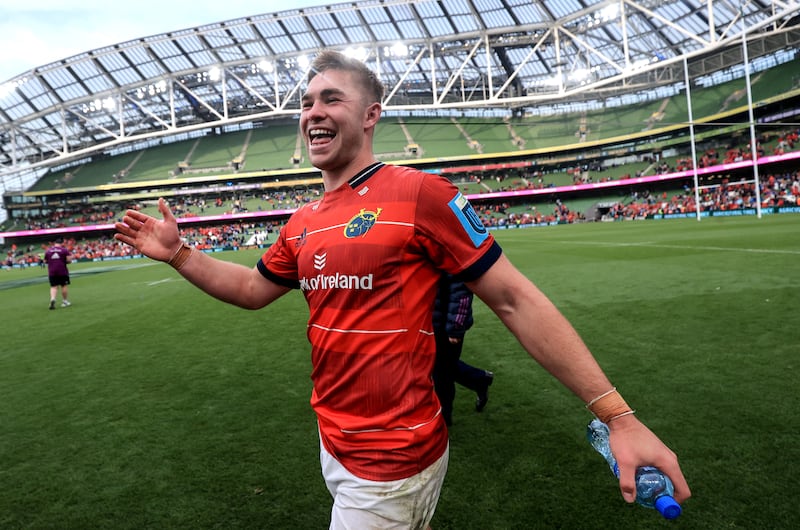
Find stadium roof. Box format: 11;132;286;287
1;0;799;188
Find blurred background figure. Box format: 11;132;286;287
433;274;494;426
45;237;72;310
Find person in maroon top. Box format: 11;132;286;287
115;50;690;529
44;237;72;310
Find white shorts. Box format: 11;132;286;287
320;439;449;530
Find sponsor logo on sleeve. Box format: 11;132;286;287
448;193;488;247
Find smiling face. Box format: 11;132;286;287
300;68;381;188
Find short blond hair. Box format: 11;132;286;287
308;50;385;104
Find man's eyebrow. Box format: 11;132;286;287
301;88;347;101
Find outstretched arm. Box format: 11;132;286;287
467;254;690;504
114;198;290;309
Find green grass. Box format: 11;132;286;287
1;215;799;529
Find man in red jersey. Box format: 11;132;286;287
115;50;690;529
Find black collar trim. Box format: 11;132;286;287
348;162;384;188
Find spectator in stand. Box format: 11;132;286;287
432;274;494;426
44;237;72;310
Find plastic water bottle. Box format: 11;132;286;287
586;419;682;519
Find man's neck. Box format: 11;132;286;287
321;156;380;192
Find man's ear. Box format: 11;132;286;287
364;102;382;128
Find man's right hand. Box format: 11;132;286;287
114;198;182;262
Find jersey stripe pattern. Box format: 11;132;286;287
258;163;500;481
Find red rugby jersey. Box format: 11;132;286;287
258;162;501;481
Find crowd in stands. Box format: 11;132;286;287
2;221;279;270
454;129;799;191
16;205;119;231
10;187;322;232
677;130;799;170
9;127;800;233
604;170;800;220
458;165;618;192
169;188;321;219
4;168;799;268
474;198;583;228
4;127;800;268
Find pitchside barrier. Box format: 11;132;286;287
2;205;799;270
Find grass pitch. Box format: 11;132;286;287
1;215;798;529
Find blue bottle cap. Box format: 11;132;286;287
654;495;682;519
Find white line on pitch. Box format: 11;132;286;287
146;278;176;286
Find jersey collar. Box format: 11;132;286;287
348;161;384;189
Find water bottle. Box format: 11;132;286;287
586;418;682;519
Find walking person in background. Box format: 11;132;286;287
433;274;494;426
45;236;72;310
114;49;689;529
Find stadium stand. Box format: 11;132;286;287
2;2;799;263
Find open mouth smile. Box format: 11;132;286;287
309;128;336;146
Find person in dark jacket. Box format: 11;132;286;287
432;274;494;426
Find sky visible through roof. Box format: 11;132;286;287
0;0;339;82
